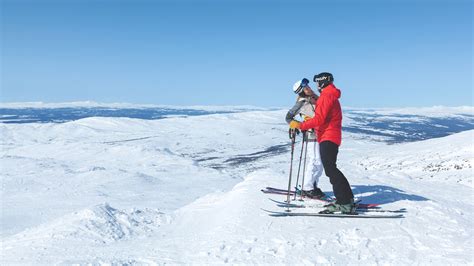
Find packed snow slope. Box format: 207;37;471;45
1;107;473;264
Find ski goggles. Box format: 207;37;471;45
295;79;310;94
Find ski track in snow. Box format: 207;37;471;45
1;109;473;264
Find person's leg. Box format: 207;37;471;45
312;141;324;188
319;141;353;204
302;141;317;190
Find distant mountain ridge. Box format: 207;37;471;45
1;104;472;143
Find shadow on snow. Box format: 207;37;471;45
323;184;429;205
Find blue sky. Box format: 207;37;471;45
1;0;472;107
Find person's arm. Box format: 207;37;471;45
285;100;304;124
300;95;334;130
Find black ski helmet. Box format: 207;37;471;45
313;72;334;89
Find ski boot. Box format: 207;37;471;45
319;199;356;214
297;187;328;200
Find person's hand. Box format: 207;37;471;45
288;128;300;139
289;120;301;129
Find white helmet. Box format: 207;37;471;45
292;78;309;94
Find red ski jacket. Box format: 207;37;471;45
300;84;343;146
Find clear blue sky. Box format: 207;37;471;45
1;0;472;107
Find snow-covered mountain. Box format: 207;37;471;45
1;106;473;264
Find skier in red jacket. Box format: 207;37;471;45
291;72;355;214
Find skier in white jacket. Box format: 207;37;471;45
287;78;326;199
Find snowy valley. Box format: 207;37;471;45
1;106;473;264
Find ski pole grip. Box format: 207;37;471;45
289;129;297;141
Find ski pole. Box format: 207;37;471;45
286;129;297;210
299;132;309;201
293;131;306;201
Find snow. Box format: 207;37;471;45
1;108;473;264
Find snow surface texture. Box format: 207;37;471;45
1;107;473;264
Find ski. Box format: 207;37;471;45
268;197;338;207
350;208;406;214
265;186;297;193
274;202;406;213
262;209;404;218
268;197;380;209
261;189;296;196
261;188;335;203
261;188;297;195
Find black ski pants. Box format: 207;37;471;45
319;141;354;204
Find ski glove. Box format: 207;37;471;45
289;120;301;129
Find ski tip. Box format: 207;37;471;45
269;213;290;217
268;197;290;204
262;208;293;216
261;208;277;214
